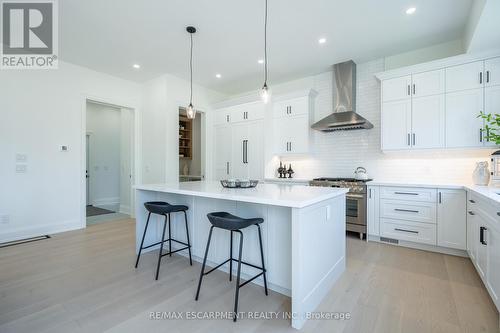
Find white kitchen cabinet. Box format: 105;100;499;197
246;121;264;180
445;88;484;148
412;69;445;97
411;94;445;149
367;186;380;236
446;61;484;92
231;123;249;179
484;85;500;147
381;99;411;150
215;108;232;125
485;57;500;87
230;102;264;123
273;97;308;118
274;115;309;155
467;209;478;261
437;189;466;250
486;219;500;305
382;75;411;102
230;121;264;180
213;125;232;180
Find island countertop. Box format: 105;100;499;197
135;181;348;208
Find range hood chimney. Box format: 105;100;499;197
311;60;373;131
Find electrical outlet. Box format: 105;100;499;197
0;215;10;225
60;145;69;152
16;164;27;173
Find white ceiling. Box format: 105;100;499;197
60;0;473;94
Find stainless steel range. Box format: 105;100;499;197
309;178;372;239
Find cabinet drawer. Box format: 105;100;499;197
381;218;437;245
380;186;437;202
380;199;436;224
469;191;500;225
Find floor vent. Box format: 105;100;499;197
0;235;51;249
380;237;399;244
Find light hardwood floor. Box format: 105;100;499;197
0;218;498;333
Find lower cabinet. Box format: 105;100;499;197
367;186;380;236
437;189;466;250
467;191;500;310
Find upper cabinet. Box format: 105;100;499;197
214;102;264;125
379;54;500;151
485;57;500;87
446;61;484;92
272;90;316;156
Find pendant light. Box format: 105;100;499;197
186;26;196;119
260;0;270;104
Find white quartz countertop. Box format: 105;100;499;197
368;180;500;205
135;181;348;208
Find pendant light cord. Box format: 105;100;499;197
264;0;268;85
190;32;193;105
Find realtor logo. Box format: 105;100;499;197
1;0;58;69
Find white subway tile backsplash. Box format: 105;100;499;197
268;59;494;183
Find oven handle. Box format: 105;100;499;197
346;194;365;199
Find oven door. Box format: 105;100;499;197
346;193;366;227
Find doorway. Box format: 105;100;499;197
179;108;205;182
85;100;134;225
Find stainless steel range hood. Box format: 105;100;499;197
311;60;373;131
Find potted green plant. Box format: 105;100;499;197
478;111;500;145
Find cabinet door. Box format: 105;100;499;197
484;85;500;147
485;57;500;87
381;99;412;150
412;69;445;97
411;94;445;149
437;189;466;250
382;75;411;102
215;108;231;125
214;125;232;180
467;210;478;261
486;219;500;306
273;97;308;118
445;89;484;148
446;61;484;92
229;105;245;123
231;123;248;179
288;115;309;154
367;186;380;236
477;217;488;279
246;121;264;180
245;102;265;121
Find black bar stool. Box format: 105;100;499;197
195;212;268;322
135;201;192;280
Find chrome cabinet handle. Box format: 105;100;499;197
394;192;418;195
369;188;372;199
486;70;490;83
226;162;229;175
438;192;442;204
412;133;416;146
226;115;230;122
468;211;475;215
289;142;292;151
395;228;419;234
394;208;419;213
412;84;416;95
480;128;483;143
407;85;410;96
469;199;475;203
480;72;483;84
480;226;487;245
407;133;411;146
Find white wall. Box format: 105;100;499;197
257;59;496;184
141;74;225;184
86;102;121;209
0;61;141;243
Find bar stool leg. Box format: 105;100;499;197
135;212;151;268
168;213;172;257
195;226;214;301
257;224;268;295
234;230;244;322
183;210;193;266
155;214;168;280
229;231;233;281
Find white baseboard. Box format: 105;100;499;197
0;219;82;244
119;204;131;215
367;235;468;257
91;197;120;207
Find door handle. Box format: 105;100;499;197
394;208;419;213
242;141;245;163
480;226;487;245
480;128;483;143
438;192;442;204
407;85;410;96
289;141;292;152
412;84;416;95
245;140;248;163
412;133;416;146
395;228;419;234
407;133;411;146
486;70;490;83
369;188;372;199
479;72;483;84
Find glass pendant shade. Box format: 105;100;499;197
186;103;195;119
260;84;270;104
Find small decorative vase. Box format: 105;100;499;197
472;161;490;186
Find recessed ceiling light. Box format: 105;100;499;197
406;7;416;15
318;38;327;44
132;64;140;69
258;59;264;64
215;74;221;78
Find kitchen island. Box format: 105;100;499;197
135;181;347;329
